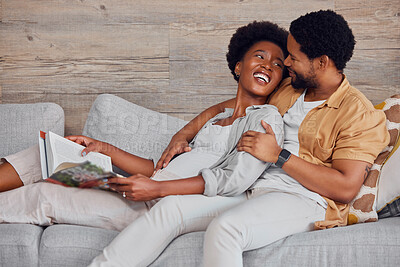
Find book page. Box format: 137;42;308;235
47;131;113;174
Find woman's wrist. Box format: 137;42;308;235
99;142;115;155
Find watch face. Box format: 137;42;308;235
280;149;291;159
276;149;291;168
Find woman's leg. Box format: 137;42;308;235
89;194;247;267
0;182;149;231
0;145;42;192
203;191;326;267
0;161;22;192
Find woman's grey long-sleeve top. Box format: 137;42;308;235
195;104;284;197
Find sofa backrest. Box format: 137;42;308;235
82;94;188;166
0;103;65;157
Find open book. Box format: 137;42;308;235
38;131;121;189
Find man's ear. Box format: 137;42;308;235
318;55;330;70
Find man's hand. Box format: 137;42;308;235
237;120;282;163
155;137;191;171
66;135;109;156
107;174;162;201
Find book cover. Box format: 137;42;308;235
46;161;117;190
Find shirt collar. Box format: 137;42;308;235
227;104;273;114
246;104;272;111
323;75;351;109
214;104;272;122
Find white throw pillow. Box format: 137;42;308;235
377;142;400;211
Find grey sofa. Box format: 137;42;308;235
1;94;399;267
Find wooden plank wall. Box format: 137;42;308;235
1;0;399;135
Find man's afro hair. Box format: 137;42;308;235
226;21;289;82
290;10;355;70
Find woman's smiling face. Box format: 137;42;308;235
235;41;285;98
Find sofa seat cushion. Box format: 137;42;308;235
0;224;43;267
39;224;119;267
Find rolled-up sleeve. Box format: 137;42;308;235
201;107;284;197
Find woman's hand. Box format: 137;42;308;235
65;135;109;156
155;136;191;171
237;120;281;163
107;174;162;201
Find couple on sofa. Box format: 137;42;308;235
0;10;389;267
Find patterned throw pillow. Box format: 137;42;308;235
348;95;400;225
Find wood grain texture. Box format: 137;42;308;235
0;0;399;135
336;0;400;104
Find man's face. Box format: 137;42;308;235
284;34;319;90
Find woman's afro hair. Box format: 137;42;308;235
289;10;355;70
226;21;289;82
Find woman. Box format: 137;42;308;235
88;21;291;266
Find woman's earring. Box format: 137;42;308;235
235;72;240;79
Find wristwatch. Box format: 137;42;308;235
275;149;291;168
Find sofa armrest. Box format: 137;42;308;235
0;103;64;158
82;94;187;164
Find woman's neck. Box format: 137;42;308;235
214;88;268;126
231;89;268;118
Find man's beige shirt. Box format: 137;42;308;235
268;76;390;228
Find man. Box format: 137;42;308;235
156;10;389;265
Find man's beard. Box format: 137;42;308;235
289;68;318;90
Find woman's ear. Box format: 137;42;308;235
235;62;242;77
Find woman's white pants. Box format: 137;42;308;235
90;190;325;267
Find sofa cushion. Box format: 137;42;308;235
243;217;400;266
376;138;400;213
82;94;187;167
37;218;400;267
39;224;119;267
0;224;43;267
0;103;64;158
38;224;204;267
348;95;400;224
